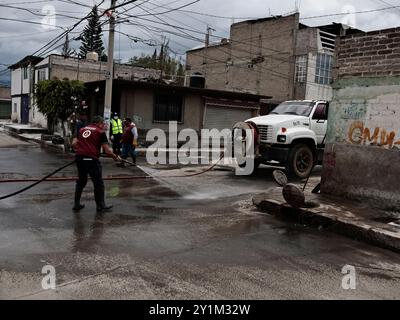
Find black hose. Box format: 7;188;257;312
0;160;76;201
303;133;327;192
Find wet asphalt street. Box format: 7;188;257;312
0;132;400;300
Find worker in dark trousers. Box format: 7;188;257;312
72;116;121;212
110;112;123;155
119;118;138;167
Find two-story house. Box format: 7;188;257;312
9;54;162;127
9;56;42;124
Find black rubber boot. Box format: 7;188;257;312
94;187;113;212
73;185;85;211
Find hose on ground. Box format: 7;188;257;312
0;153;226;200
0;160;76;201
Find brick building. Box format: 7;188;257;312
186;13;361;112
322;26;400;210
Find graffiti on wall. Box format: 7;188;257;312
322;151;337;179
348;121;400;149
341;104;367;120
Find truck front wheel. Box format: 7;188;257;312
286;144;314;179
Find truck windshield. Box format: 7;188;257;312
270;102;314;116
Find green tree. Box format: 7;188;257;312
129;53;158;69
129;41;185;84
79;5;105;60
35;79;85;136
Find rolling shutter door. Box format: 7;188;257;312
203;105;252;131
0;101;11;119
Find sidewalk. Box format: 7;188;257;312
3;123;48;134
1;122;65;152
253;177;400;252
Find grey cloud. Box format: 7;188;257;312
1;0;400;84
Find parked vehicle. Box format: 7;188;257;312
234;100;329;178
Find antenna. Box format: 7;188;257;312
295;0;301;12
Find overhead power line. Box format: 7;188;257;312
0;4;81;21
301;5;400;20
0;17;65;29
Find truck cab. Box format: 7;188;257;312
235;100;329;178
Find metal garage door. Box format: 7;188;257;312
203;105;253;131
0;101;11;119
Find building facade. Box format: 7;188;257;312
9;54;161;127
9;56;41;124
86;79;269;143
321;26;400;210
186;13;361;111
0;85;11;119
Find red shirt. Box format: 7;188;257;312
121;123;136;145
75;124;108;159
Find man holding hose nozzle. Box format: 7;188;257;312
72;116;121;212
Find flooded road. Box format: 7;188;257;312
0;134;400;299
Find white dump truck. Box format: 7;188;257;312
234;100;329;178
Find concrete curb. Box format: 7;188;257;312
4;128;65;153
253;194;400;253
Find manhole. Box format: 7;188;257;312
304;200;320;209
282;184;305;208
273;170;288;187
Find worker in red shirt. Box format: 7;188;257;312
72;116;121;212
119;118;138;167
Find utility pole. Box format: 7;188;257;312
104;0;116;139
159;35;166;81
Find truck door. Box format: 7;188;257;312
310;103;328;145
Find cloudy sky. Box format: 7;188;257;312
1;0;400;84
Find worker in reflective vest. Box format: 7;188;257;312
110;112;123;155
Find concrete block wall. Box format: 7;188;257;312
335;27;400;79
186;14;298;101
322;26;400;210
50;55;160;82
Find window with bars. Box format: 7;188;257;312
38;70;46;82
315;53;333;85
295;55;307;83
23;67;28;80
153;94;184;123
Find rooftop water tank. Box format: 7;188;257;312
189;73;205;88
